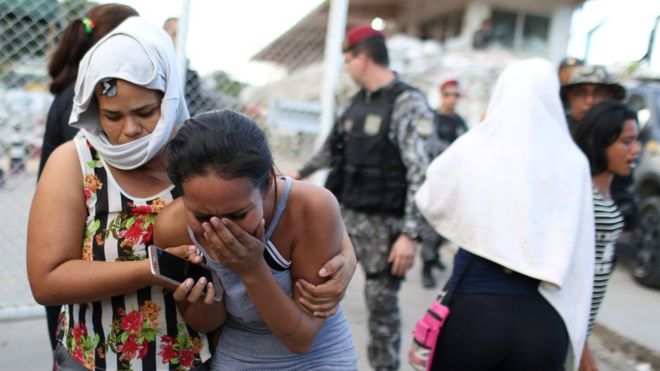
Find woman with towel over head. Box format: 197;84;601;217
415;58;595;371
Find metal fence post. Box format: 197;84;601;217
311;0;349;185
177;0;191;95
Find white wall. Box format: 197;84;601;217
548;5;574;65
453;0;579;60
461;1;491;47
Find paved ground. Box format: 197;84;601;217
599;261;660;352
0;247;656;370
346;247;658;371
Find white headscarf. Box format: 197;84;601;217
69;16;188;170
415;58;594;370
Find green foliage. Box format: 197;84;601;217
208;70;246;97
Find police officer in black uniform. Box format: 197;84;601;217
293;24;435;371
420;79;469;288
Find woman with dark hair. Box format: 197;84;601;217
157;110;358;370
39;3;139;178
38;3;138;353
29;17;215;370
572;100;641;371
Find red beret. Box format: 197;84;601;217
343;24;384;51
440;79;458;91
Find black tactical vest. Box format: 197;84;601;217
326;80;413;215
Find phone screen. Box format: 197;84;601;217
153;247;214;284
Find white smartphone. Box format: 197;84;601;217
148;245;223;301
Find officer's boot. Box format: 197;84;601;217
422;261;437;288
434;259;447;271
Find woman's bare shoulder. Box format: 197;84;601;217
289;179;339;214
286;179;343;238
38;141;82;190
43;140;79;171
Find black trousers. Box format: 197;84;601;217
431;293;568;371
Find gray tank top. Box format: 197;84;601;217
188;176;357;370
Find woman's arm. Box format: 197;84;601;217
201;183;344;353
295;230;356;317
27;142;157;305
154;199;227;333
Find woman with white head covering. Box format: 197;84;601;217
415;58;594;370
28;16;356;370
27;17;214;370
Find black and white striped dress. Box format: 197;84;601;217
56;134;212;370
588;187;624;332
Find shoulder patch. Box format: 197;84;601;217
415;118;434;138
343;119;354;132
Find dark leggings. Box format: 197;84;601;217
431;293;568;371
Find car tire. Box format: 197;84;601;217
633;195;660;288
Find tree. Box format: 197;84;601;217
207;71;246;98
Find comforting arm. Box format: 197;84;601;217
295;229;356;317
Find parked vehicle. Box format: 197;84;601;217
624;79;660;288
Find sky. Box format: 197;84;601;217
114;0;660;85
566;0;660;71
118;0;325;84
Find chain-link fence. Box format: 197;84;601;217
0;0;340;321
1;0;82;321
0;0;514;321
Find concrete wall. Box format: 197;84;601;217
400;0;579;62
547;5;574;64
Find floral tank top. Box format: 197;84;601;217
56;134;212;370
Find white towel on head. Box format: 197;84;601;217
69;16;188;170
415;58;594;370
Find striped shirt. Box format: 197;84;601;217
588;187;624;332
57;134;212;370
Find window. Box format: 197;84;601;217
627;94;649;127
420;9;465;43
491;10;516;48
522;15;550;54
490;8;550;54
627;93;653;142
